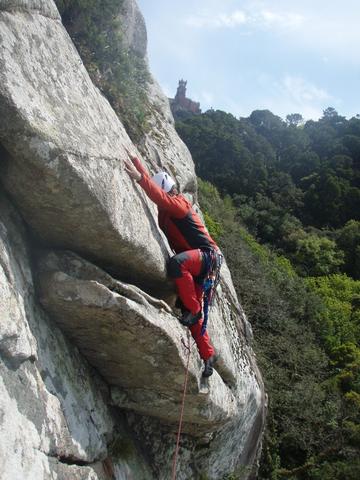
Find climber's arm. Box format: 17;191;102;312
124;154;189;217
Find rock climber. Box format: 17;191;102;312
124;153;220;377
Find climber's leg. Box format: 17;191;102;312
168;251;215;361
189;321;215;360
189;282;215;360
167;250;203;315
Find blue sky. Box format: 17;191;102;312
137;0;360;121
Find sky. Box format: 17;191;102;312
136;0;360;121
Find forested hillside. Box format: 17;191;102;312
177;108;360;279
176;109;360;479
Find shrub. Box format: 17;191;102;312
55;0;151;142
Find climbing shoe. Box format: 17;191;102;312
179;310;202;327
202;355;217;378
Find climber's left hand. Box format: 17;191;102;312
124;157;142;181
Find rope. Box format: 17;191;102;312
171;330;191;480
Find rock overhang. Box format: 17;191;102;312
37;250;240;433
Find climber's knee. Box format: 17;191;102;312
167;252;189;278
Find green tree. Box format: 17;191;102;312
336;220;360;279
306;274;360;350
176;105;360;275
323;107;340;119
293;234;344;276
286;113;304;127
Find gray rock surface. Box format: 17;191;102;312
0;192;153;480
0;0;59;18
0;208;37;367
35;247;266;478
0;0;170;289
37;250;238;433
141;77;198;198
118;0;147;57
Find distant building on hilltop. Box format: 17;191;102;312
169;80;201;119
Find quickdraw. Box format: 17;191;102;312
201;249;223;335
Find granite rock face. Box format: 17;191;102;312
0;192;152;480
0;1;266;479
36;250;238;433
118;0;147;57
0;0;170;290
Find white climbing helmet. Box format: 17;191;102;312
152;171;176;193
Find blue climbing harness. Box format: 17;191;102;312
201;249;223;335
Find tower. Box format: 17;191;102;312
170;79;201;119
175;79;187;100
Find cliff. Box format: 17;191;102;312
0;1;266;479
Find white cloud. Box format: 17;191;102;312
257;10;305;29
250;72;333;120
170;0;360;64
186;10;246;28
258;75;333;120
255;1;360;62
257;97;325;121
299;105;326;121
299;19;360;63
185;6;304;31
281;75;330;103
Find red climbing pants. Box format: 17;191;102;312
167;249;215;361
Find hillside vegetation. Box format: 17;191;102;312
56;0;150;142
177;108;360;479
177;108;360;279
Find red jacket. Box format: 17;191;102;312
133;157;218;254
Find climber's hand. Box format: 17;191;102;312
124;156;142;182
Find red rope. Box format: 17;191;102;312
171;330;191;480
